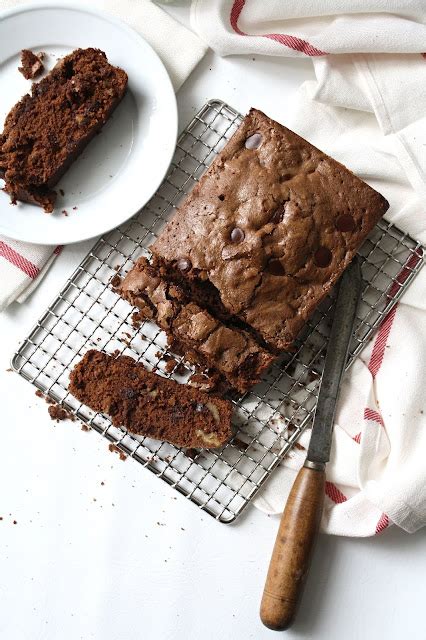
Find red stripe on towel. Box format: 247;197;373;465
230;0;327;57
325;481;347;504
388;249;423;298
368;305;397;378
364;408;385;427
0;241;40;279
375;513;390;534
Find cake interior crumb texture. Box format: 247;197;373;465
151;108;389;352
68;350;233;449
0;48;127;212
118;257;275;393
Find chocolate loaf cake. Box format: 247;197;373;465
68;350;233;449
151;108;389;352
119;257;275;393
0;48;127;212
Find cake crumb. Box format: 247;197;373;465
131;312;142;329
6;368;13;372
108;443;127;461
59;188;65;196
72;206;78;210
110;274;121;288
18;50;44;79
80;423;90;432
185;448;198;460
48;404;76;422
13;520;17;525
164;358;178;373
35;389;44;398
62;209;68;217
175;363;187;376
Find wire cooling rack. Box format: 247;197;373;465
12;100;425;523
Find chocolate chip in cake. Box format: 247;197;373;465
245;133;262;149
336;214;356;232
121;388;137;399
230;227;245;243
314;247;332;268
266;259;285;276
269;204;286;224
177;258;191;273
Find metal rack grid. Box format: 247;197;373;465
12;99;425;523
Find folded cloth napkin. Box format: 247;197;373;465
0;0;207;312
191;0;426;536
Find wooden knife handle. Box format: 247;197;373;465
260;462;325;631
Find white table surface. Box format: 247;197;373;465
1;5;425;640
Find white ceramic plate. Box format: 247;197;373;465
0;2;177;245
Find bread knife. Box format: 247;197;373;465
260;257;362;631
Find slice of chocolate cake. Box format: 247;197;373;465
0;48;127;212
68;350;233;449
118;257;275;393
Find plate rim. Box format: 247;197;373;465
0;0;178;246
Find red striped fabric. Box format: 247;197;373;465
375;513;390;534
353;432;361;444
368;305;397;378
0;241;40;279
325;481;347;504
230;0;327;57
363;407;385;427
422;53;426;59
388;249;423;298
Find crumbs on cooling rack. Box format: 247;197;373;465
108;443;127;461
131;312;142;329
110;274;121;288
48;404;76;422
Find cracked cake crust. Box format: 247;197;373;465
151;108;389;351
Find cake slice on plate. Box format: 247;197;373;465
0;48;127;212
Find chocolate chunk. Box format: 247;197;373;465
121;388;137;399
230;227;245;243
245;133;262;149
269;205;286;224
266;259;285;276
177;258;191;273
336;214;356;232
314;247;332;268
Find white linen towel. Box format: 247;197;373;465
0;0;207;311
191;0;426;536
